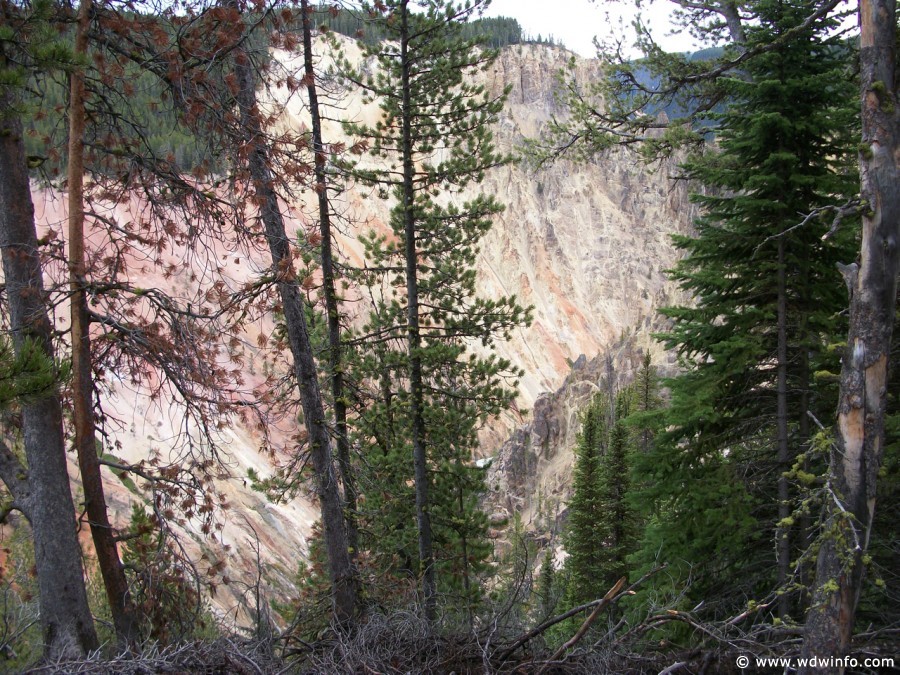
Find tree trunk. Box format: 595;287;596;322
798;315;813;613
800;0;899;668
0;79;99;661
231;43;357;626
67;0;138;646
299;0;358;560
776;238;791;619
399;0;436;621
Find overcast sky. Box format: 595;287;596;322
482;0;700;57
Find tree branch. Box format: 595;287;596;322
0;434;31;521
498;563;667;663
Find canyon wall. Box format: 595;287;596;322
22;36;696;624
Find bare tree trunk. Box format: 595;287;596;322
231;45;357;626
800;0;898;668
67;0;138;646
399;0;436;621
0;81;99;661
299;0;359;560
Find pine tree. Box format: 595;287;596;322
66;0;137;643
632;352;661;456
536;548;558;620
298;0;359;561
229;18;358;624
340;0;530;618
564;394;608;605
632;0;859;617
595;396;638;589
564;385;640;605
0;0;99;656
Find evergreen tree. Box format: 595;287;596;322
564;386;640;605
0;0;99;656
631;352;662;456
596;397;639;589
229;16;358;624
631;0;858;618
564;393;608;605
299;0;360;562
339;0;530;618
536;548;558;621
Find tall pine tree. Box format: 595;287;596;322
632;0;858;619
564;393;608;606
339;0;529;618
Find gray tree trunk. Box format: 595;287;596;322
0;84;99;661
299;0;359;559
231;44;357;626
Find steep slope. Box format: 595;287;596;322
20;37;695;627
274;38;695;404
485;337;677;539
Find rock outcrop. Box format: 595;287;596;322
486;335;678;536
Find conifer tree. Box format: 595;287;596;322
564;393;608;606
564;386;641;606
536;548;558;620
596;398;638;589
229;19;358;624
337;0;529;618
632;352;661;456
631;0;858;617
66;0;137;643
299;0;359;560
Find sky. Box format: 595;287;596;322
482;0;700;57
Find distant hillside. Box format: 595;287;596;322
310;7;560;48
23;9;556;180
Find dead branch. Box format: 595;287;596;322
537;577;627;674
498;563;667;664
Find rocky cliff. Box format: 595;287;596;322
23;37;696;626
485;336;679;543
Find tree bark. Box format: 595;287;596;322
67;0;138;646
299;0;358;560
399;0;437;621
0;80;99;661
776;238;791;619
800;0;899;668
231;42;357;626
0;433;32;520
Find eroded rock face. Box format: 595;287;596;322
25;37;694;626
469;46;695;406
486;336;680;535
287;37;696;406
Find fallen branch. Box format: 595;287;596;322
537;577;627;674
498;563;667;664
658;661;689;675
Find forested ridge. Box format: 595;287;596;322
0;0;896;673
